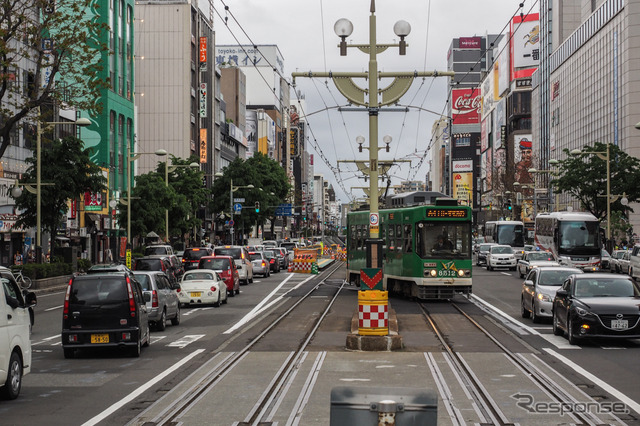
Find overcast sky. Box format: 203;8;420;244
213;0;537;203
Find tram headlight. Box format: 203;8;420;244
457;269;465;277
430;269;437;277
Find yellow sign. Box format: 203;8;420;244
126;249;132;270
452;172;473;203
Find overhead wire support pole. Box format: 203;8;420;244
292;0;454;272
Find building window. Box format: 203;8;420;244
110;111;116;168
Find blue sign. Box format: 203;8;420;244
233;203;242;213
275;203;293;216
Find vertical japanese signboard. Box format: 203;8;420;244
199;129;207;163
199;37;207;71
199;83;207;118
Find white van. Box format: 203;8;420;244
0;268;36;399
628;244;640;280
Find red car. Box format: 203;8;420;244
198;255;240;297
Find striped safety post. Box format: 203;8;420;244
357;290;389;336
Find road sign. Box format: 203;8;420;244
275;203;293;216
234;198;245;203
233;203;242;213
369;213;379;226
229;220;235;227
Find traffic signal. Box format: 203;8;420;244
255;201;260;213
507;199;512;211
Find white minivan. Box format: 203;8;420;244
0;268;37;399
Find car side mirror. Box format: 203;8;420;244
144;292;151;302
524;280;534;286
556;289;568;297
24;291;37;307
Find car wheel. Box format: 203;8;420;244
171;305;181;326
487;264;492;271
235;287;240;295
1;352;22;400
531;302;540;323
519;270;524;278
229;287;235;297
131;338;141;357
156;309;167;331
249;275;253;283
214;292;221;307
567;315;580;345
63;347;75;359
552;311;562;336
520;297;530;318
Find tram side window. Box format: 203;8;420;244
403;224;412;253
382;225;387;250
396;224;402;251
388;225;395;250
359;225;366;249
350;225;357;250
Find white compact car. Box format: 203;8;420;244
486;245;517;271
1;272;37;399
177;269;227;307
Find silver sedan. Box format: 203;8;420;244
521;266;583;323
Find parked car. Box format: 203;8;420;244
476;243;497;266
1;273;36;399
88;263;131;273
552;273;640;344
177;269;227;307
212;246;254;285
133;256;179;286
517;251;560;278
61;270;151;358
248;251;270;277
262;240;278;248
521;266;583;323
485;244;516;271
144;244;175;256
182;247;214;271
198;256;240;297
133;271;181;331
263;250;280;273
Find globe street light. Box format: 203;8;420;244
163;161;200;242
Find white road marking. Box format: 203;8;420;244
33;335;60;346
223;273;304;334
81;349;205;426
544;348;640;416
182;307;213;316
150;335;167;344
167;334;205;348
45;305;63;312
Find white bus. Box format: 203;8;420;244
534;211;601;271
483;220;526;255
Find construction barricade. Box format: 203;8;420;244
357;290;389;335
290;249;318;274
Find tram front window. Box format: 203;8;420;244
416;222;471;259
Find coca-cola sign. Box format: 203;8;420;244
452;89;481;124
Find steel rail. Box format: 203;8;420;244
150;262;345;426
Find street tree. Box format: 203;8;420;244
0;0;109;159
553;142;640;223
14;136;107;251
117;173;169;242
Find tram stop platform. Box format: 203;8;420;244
317;258;335;269
346;307;403;351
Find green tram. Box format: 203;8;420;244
346;199;473;299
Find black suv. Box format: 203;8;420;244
61;271;151;358
182;247;213;271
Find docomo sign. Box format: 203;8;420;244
452;160;473;172
452;89;481;125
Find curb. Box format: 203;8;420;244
345;308;403;351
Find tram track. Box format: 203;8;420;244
419;301;627;426
134;261;345;426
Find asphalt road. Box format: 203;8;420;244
3;262;640;425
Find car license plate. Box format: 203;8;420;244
91;334;109;344
190;292;202;297
611;319;628;330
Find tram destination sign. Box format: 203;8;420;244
425;208;468;219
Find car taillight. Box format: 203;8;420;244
63;278;73;319
126;276;136;318
270;259;275;264
152;290;158;308
262;261;266;267
210;286;217;292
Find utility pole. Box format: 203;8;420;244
292;0;453;272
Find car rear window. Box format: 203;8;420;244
183;249;210;260
71;278;127;305
249;253;262;261
133;274;151;290
213;248;241;259
145;246;169;255
135;259;162;271
184;272;215;281
281;243;296;250
200;258;229;270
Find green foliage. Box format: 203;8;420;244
211;153;291;235
77;258;92;272
116;155;206;243
553;142;640;222
21;262;73;280
14;136;107;251
0;0;110;159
